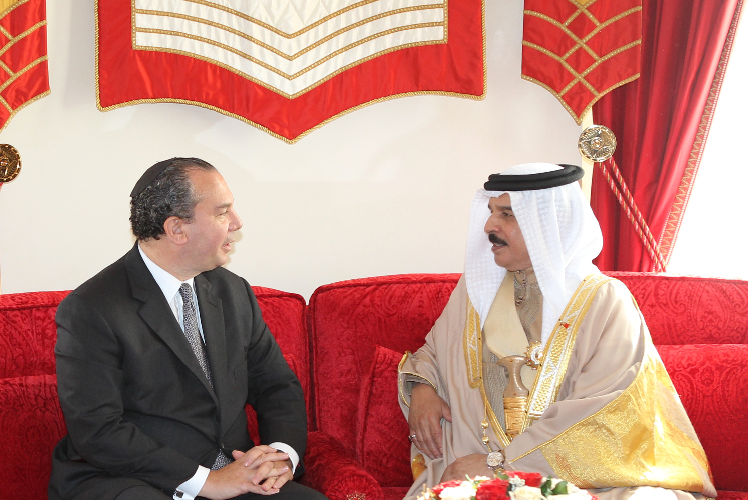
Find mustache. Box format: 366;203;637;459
488;233;508;246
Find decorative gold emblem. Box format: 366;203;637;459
578;125;617;162
0;144;21;183
525;341;543;369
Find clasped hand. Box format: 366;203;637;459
199;445;293;499
408;383;452;460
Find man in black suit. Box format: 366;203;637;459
50;158;325;500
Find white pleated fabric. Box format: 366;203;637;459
464;163;604;344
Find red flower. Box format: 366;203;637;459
507;471;544;487
476;479;510;500
433;480;464;496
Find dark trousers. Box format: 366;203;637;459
75;478;328;500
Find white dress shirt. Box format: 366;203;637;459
137;246;299;500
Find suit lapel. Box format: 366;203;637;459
125;245;218;404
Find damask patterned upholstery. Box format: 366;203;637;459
606;272;748;344
0;374;66;499
0;290;69;378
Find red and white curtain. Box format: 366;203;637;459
591;0;743;272
96;0;486;142
0;0;49;133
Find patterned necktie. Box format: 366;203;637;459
178;283;213;386
178;283;231;470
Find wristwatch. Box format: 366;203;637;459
486;450;505;474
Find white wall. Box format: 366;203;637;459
0;0;582;299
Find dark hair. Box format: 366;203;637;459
129;158;216;240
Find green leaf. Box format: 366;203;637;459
551;481;569;495
540;479;553;497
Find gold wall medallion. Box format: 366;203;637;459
578;125;617;162
0;144;21;183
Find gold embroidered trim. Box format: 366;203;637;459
0;88;49;132
525;274;613;423
182;0;417;39
464;297;510;448
398;351;437;408
0;59;12;76
524;6;641;57
0;19;46;59
0;54;46;93
657;0;744;267
521;73;640;125
522;39;642;97
464;296;481;388
522;4;642;124
134;20;445;81
0;0;25;20
134;4;446;61
97;0;485;143
519;345;710;492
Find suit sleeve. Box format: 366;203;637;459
55;292;200;492
242;280;308;477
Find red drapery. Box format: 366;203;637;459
591;0;743;272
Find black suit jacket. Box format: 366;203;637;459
49;245;307;500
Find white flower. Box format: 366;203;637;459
511;486;545;500
439;481;478;500
509;477;526;489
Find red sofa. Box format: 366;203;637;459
1;273;747;500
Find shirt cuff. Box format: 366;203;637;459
174;465;210;500
268;442;299;473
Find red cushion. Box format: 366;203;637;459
657;344;748;491
301;430;384;500
606;273;748;344
0;291;69;378
308;273;460;467
356;345;411;486
249;286;310;401
716;491;748;500
0;374;67;500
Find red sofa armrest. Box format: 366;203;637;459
301;430;384;500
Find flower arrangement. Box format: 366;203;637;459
421;472;599;500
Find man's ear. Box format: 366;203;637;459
163;216;189;245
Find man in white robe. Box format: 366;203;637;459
398;163;715;500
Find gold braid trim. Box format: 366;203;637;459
134;4;446;61
0;0;23;20
133;22;446;92
525;274;614;422
464;297;511;448
398;351;438;408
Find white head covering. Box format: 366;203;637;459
465;163;603;344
